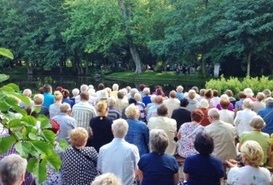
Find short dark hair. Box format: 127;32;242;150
194;132;214;155
80;92;89;101
157;105;168;116
43;84;52;93
180;98;189;107
98;83;105;90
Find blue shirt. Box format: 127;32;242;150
125;118;149;156
258;106;273;135
138;152;179;185
43;93;54;109
184;154;224;185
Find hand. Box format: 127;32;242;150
225;159;238;168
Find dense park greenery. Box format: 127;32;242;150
0;0;272;76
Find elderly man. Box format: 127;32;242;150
97;118;140;185
205;108;237;162
52;103;77;142
258;98;273;135
0;154;27;185
163;90;180;118
72;92;97;131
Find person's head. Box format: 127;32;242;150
199;99;209;109
55;86;63;93
143;87;150;95
263;89;271;98
180;98;189;107
112;119;128;138
150;94;157;103
125;104;140;119
154;95;163;104
225;89;234;97
242;98;253;109
117;90;125;99
134;93;142;102
54;91;63;102
43;84;52;93
70;127;88;147
91;173;122;185
0;154;27;185
249;115;265;130
199;89;206;97
191;109;204;122
130;88;139;98
60;103;71;114
80;92;89;101
238;91;247;99
256;92;265;102
208;108;220;121
220;99;230;109
96;101;108;116
139;84;146;91
194;132;214;155
62;89;70;99
22;89;32;98
112;83;119;91
33;94;44;105
128;98;137;105
188;89;196;100
150;129;168;154
266;98;273;107
192;86;199;93
72;88;80;97
205;89;213;99
212;90;219;97
176;85;184;93
107;97;116;108
98;83;105;90
244;88;254;98
240;140;264;167
169;90;176;98
157;105;168;116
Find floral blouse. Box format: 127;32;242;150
177;122;204;158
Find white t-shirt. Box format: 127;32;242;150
227;165;272;185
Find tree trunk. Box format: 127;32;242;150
73;52;83;75
118;0;142;74
27;63;33;75
246;52;251;76
201;58;206;77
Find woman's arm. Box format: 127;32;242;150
136;169;143;182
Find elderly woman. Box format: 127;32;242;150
137;129;179;185
148;105;177;155
90;101;113;152
252;92;266;113
91;173;122;185
62;127;98;185
0;154;27;185
238;115;271;165
234;98;256;136
186;89;199;112
183;132;225;185
125;104;149;156
177;109;205;158
226;140;272;185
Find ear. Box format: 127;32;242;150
19;172;25;184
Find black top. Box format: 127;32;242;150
171;107;191;132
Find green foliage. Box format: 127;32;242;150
205;75;273;96
0;83;67;183
0;48;14;59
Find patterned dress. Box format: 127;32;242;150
177;122;204;158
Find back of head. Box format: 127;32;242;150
117;90;125;99
134;93;142;102
154;95;163;104
169;90;176;98
98;83;105;90
91;173;122;185
213;90;219;97
199;99;209;109
208;108;220;120
70;127;88;147
62;89;70;98
33;94;44;105
157;104;168;116
125;104;139;119
263;89;271;98
43;84;52;93
180;98;189;107
22;89;32;97
143;87;150;95
220;99;230;109
225;89;233;97
191;109;204;122
112;119;128;138
80;92;89;101
266;98;273;107
194;132;214;155
72;88;80;97
243;98;253;109
60;103;71;113
96;101;108;115
205;89;213;99
0;154;27;185
238;91;247;99
80;84;89;93
244;88;254;97
112;83;119;91
256;92;265;101
176;85;184;93
192;86;199;93
188;90;196;99
107;97;116;108
249;115;265;130
54;91;63;101
240;140;264;167
149;129;168;155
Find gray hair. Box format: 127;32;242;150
22;89;32;97
208;108;220;119
107;97;116;107
243;98;253;109
249;115;265;129
125;104;139;119
266;98;273;107
143;87;150;95
60;103;71;113
149;129;168;154
80;84;89;93
91;173;122;185
112;84;119;91
134;93;142;102
112;119;128;138
72;88;80;97
0;154;27;185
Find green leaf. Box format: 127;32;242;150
28;132;38;140
42;130;56;142
14;141;33;158
58;139;69;151
47;151;62;170
5;96;18;106
27;158;48;183
8;119;21;128
0;48;14;59
31;140;53;155
21;116;37;127
39;116;51;129
0;135;16;154
0;74;9;83
0;101;10;111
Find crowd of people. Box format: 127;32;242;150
1;83;273;185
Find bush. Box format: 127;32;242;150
205;75;273;96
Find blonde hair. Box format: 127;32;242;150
188;90;196;99
96;101;108;116
70;127;88;147
241;140;264;167
54;91;63;101
33;94;44;105
125;104;140;119
91;173;122;185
